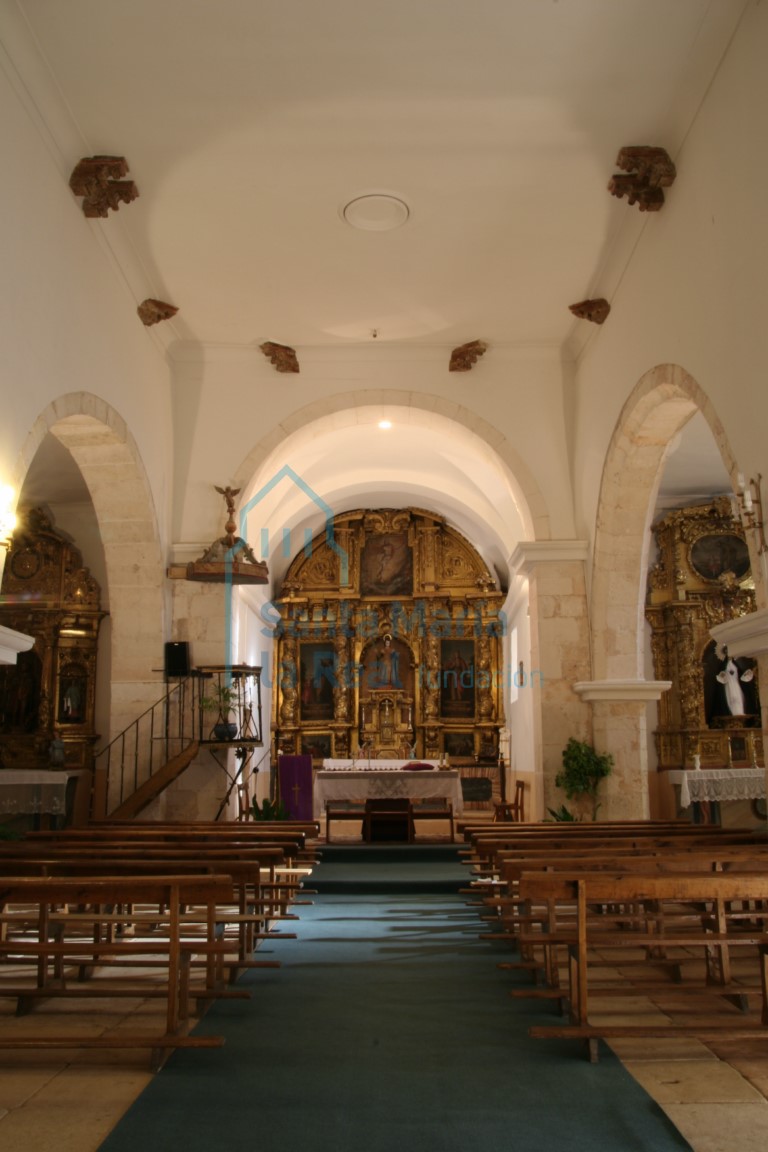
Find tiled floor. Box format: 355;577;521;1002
0;829;767;1151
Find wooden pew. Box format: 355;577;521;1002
0;841;309;975
0;873;237;1068
486;845;768;984
515;869;768;1061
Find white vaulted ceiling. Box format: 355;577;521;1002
11;0;748;351
7;0;743;554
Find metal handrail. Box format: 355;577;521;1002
93;676;199;814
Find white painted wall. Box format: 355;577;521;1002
571;0;768;547
0;51;174;555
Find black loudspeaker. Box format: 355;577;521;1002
164;641;190;678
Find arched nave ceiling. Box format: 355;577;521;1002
9;0;748;351
237;408;526;592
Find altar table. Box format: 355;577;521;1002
668;767;766;809
0;770;81;817
314;767;463;819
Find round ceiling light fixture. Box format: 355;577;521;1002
342;193;410;232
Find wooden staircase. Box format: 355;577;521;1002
107;740;200;820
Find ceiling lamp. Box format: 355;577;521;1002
342;194;410;232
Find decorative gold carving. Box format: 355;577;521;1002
449;340;488;372
69;156;139;218
301;543;340;588
608;146;676;212
137;299;178;326
271;508;506;777
646;500;760;771
186;485;268;584
259;342;300;373
0;507;106;771
569;298;611;324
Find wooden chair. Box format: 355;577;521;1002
237;782;251;821
493;780;525;823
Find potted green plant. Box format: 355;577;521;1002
201;682;239;741
251;796;289;821
552;737;614;821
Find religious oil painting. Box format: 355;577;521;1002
690;533;750;582
58;664;87;725
360;532;413;596
301;732;332;760
443;730;475;759
440;639;475;719
299;643;336;722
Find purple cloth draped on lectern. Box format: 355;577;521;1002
278;755;314;820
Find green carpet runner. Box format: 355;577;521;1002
98;846;691;1152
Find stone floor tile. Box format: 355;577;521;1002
663;1102;768;1152
625;1059;764;1104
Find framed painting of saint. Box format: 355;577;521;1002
299;642;336;721
440;639;475;719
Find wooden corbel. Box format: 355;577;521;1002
137;299;178;326
69;156;139;218
260;342;300;373
449;340;488;372
569;298;611;325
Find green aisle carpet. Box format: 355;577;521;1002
98;847;691;1152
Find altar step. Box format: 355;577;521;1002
311;844;466;894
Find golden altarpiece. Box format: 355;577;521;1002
0;507;106;773
646;498;762;772
271;508;507;802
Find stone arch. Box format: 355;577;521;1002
591;364;735;681
16;392;165;740
232;389;548;543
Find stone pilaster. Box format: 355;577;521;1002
511;541;592;815
574;680;672;819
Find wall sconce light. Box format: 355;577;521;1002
736;473;767;556
0;485;17;550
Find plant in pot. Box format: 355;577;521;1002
551;737;614;821
201;682;239;741
251;796;289;821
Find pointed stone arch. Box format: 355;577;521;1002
17;392;165;740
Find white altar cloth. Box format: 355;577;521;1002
0;770;79;816
668;767;766;808
314;768;463;819
322;759;440;772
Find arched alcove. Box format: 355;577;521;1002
17;393;165;742
588;363;740;817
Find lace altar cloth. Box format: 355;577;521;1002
0;770;75;815
669;767;766;808
314;768;462;819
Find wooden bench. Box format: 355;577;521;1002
0;874;238;1068
515;869;768;1061
0;838;314;975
